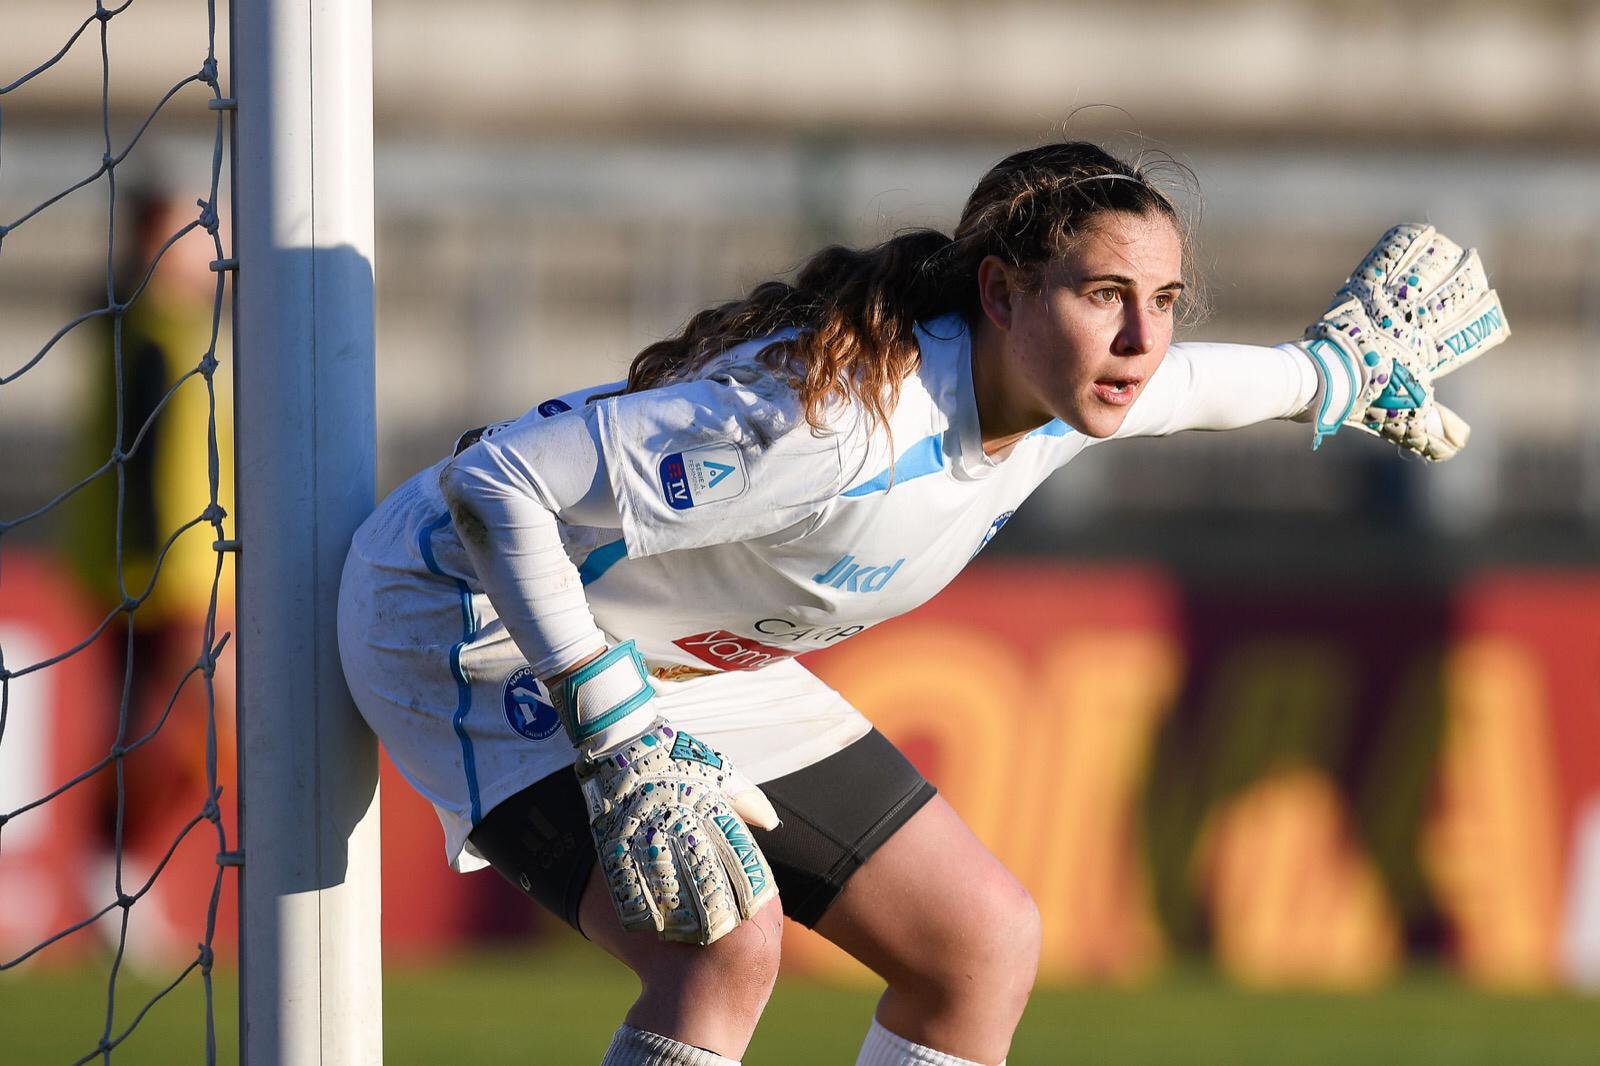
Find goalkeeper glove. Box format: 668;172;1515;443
549;641;781;945
1299;223;1509;461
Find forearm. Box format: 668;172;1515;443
1120;341;1318;437
439;411;666;753
441;468;604;677
437;414;611;679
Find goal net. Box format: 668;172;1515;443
1;2;381;1062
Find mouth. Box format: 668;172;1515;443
1091;375;1143;407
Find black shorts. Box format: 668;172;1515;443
466;728;936;931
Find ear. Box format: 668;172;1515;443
976;255;1018;332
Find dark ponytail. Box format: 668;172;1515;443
625;141;1194;433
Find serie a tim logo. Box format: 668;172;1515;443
657;443;746;510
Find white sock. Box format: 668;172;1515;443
599;1024;740;1066
854;1018;1004;1066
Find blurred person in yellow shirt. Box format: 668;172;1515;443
69;183;235;871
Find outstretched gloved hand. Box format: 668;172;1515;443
1299;223;1509;461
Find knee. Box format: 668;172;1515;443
638;898;784;1016
968;871;1042;996
995;879;1043;994
905;871;1041;1010
703;898;785;1001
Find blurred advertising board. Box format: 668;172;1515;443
5;549;1598;988
792;563;1600;990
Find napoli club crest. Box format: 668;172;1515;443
503;666;560;741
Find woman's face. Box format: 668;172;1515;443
975;210;1185;445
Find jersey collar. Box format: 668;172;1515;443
923;316;999;481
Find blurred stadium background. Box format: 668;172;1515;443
2;0;1599;1061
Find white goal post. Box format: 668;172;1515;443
230;1;382;1062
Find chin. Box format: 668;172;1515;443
1069;408;1130;440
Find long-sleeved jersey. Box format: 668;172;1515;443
337;314;1316;867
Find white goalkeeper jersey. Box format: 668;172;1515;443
338;314;1316;868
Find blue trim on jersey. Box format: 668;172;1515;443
417;511;450;574
1026;419;1074;439
578;539;627;586
418;511;484;825
841;433;946;497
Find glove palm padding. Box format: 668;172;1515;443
578;720;780;946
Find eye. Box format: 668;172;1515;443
1153;290;1180;313
1090;288;1121;304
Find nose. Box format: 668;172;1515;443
1114;304;1156;357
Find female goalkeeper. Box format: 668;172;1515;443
337;140;1501;1066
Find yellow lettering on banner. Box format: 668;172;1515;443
1021;630;1180;981
1185;642;1399;987
815;621;1027;841
1198;767;1400;987
783;621;1028;981
788;622;1182;983
1423;637;1562;986
1199;642;1352;787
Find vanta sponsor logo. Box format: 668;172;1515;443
673;630;800;671
713;813;768;894
812;553;904;592
657;442;747;510
1441;303;1505;358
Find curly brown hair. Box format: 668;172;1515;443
625;141;1196;433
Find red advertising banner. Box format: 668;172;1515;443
790;561;1600;989
1431;573;1600;985
0;551;237;968
790;564;1182;984
7;547;1599;988
0;553;114;964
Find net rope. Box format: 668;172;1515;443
0;2;232;1061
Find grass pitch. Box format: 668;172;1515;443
4;946;1597;1064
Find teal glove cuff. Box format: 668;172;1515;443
555;640;656;746
1301;335;1362;450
